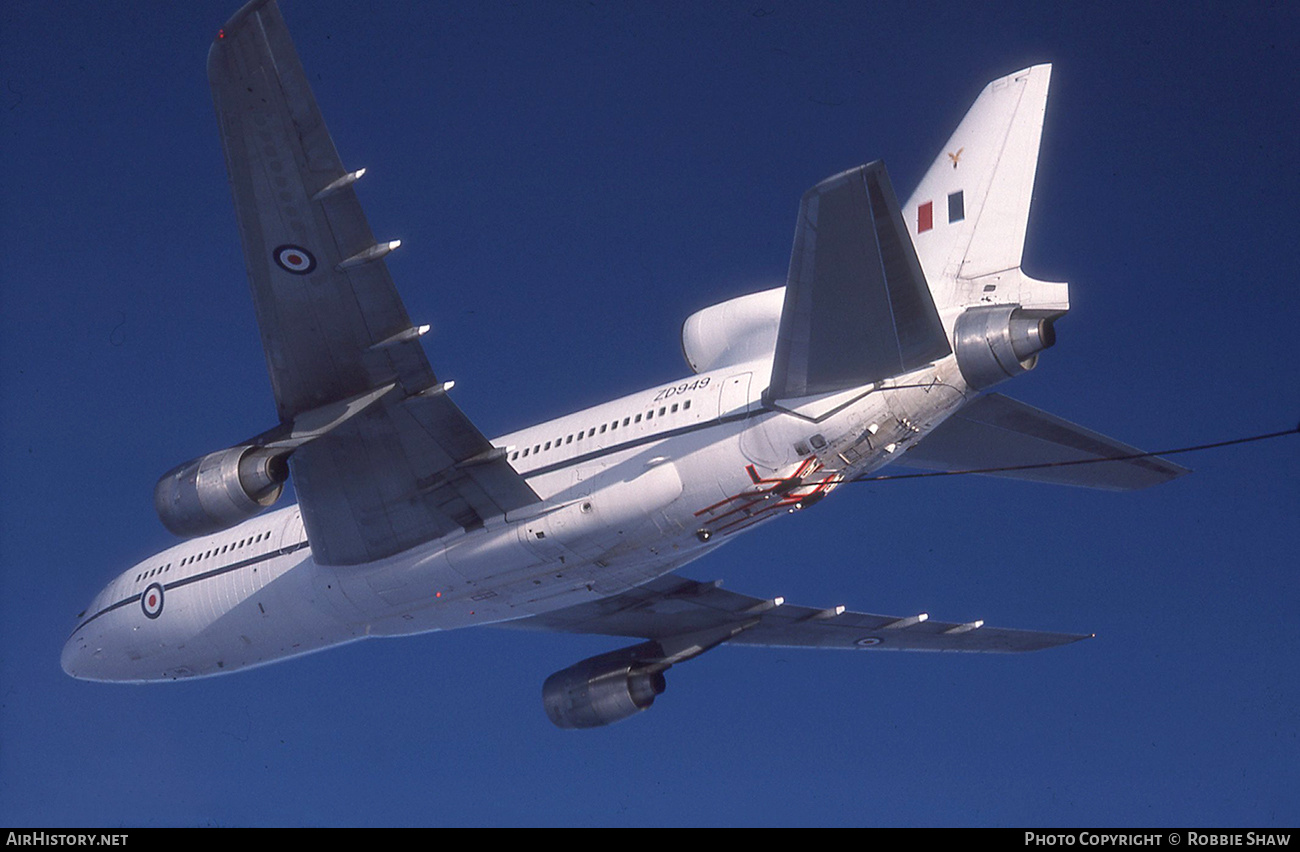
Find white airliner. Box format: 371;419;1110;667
62;1;1186;728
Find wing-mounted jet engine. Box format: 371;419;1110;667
154;445;291;537
543;642;670;729
152;382;400;539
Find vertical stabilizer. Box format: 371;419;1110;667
904;65;1066;312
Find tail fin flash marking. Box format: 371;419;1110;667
905;64;1054;295
917;202;933;233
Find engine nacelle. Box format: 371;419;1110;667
680;287;785;374
953;304;1058;391
543;643;668;729
154;445;290;538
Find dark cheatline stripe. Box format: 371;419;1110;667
67;541;311;640
519;409;760;480
68;407;770;638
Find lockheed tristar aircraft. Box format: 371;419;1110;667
63;0;1186;728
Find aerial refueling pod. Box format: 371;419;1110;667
543;642;669;729
953;304;1058;391
154;445;291;537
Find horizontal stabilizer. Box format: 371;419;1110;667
769;162;950;401
889;393;1190;490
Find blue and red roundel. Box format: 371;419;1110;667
273;244;317;275
141;583;165;619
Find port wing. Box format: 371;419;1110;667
503;574;1089;653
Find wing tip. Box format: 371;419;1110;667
208;0;280;72
221;0;277;34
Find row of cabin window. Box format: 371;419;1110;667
510;399;692;461
136;562;172;583
136;530;274;582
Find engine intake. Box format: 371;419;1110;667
154;445;290;537
953;304;1058;390
543;643;669;729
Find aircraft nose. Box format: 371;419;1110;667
61;631;83;678
62;621;106;681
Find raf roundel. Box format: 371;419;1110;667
273;244;317;275
141;583;165;619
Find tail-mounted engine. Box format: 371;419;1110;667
543;642;669;729
154;445;291;538
953;304;1059;391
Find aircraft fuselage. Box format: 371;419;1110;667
62;355;970;682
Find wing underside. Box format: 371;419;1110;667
209;1;538;565
502;574;1089;654
769;162;951;401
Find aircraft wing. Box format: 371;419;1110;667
769;162;951;402
209;1;539;565
501;574;1089;653
886;393;1190;490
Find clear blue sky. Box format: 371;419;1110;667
2;0;1297;827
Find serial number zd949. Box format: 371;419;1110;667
653;377;710;402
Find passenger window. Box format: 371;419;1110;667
684;399;691;410
566;435;573;444
635;414;642;423
599;424;607;434
671;403;678;413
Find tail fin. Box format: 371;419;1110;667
904;64;1068;313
